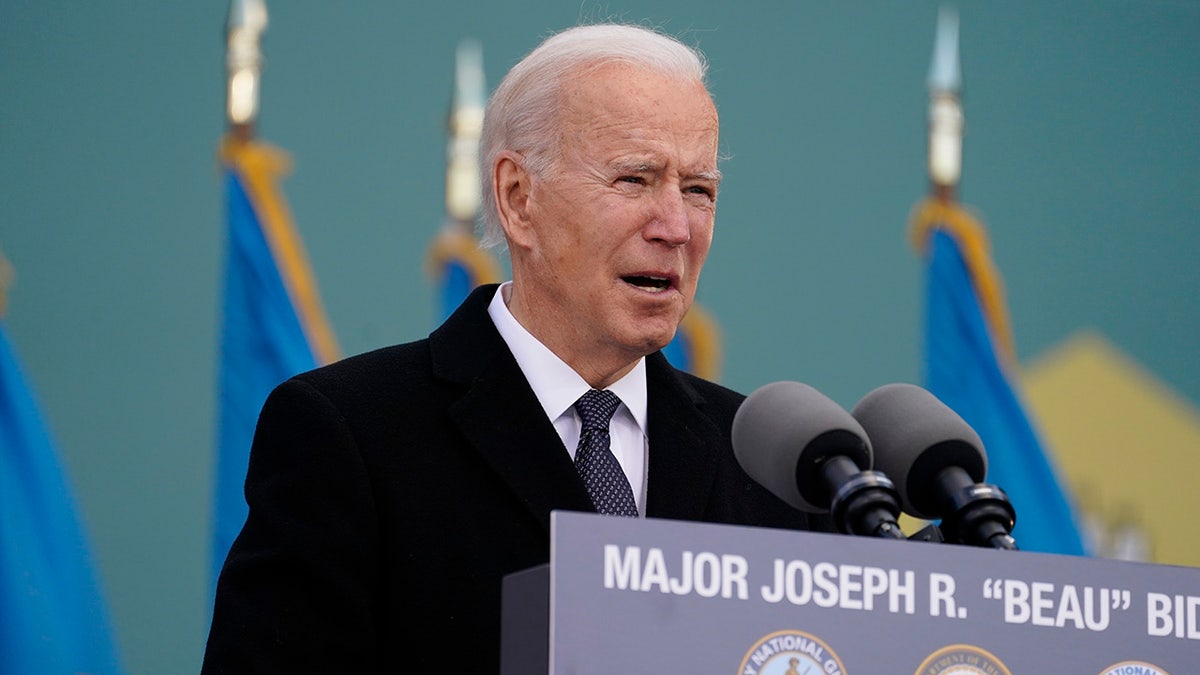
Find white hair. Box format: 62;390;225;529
478;23;710;249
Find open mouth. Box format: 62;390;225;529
622;275;672;293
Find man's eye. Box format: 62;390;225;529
617;176;645;185
686;185;715;198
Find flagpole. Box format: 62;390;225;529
910;7;1087;555
926;6;963;205
426;39;501;322
445;39;486;235
212;0;341;597
913;6;1018;366
225;0;267;142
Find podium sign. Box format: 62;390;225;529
502;511;1198;674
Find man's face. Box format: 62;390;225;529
509;62;720;380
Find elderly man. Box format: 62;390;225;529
202;22;825;673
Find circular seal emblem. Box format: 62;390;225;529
914;644;1012;675
738;629;846;675
1099;661;1169;675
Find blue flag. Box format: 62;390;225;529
425;226;501;323
213;137;340;594
0;323;124;673
913;199;1085;556
662;302;723;381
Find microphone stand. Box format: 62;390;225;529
818;456;907;540
935;467;1019;550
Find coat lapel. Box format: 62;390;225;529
644;353;721;520
430;285;595;534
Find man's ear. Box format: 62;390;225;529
493;151;535;249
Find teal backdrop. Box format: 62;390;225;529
1;2;1197;672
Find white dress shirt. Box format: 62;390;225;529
487;282;648;515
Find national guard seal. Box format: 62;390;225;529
1099;661;1169;675
914;644;1012;675
738;629;846;675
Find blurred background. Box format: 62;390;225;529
1;1;1197;672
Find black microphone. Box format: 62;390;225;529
850;383;1019;550
732;381;905;540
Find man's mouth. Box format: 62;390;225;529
622;275;673;293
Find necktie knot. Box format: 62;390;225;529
575;389;621;433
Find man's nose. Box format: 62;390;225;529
643;187;691;246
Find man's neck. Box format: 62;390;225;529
500;282;641;389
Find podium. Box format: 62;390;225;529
502;511;1198;674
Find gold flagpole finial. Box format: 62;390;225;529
927;6;964;202
444;38;486;229
226;0;269;139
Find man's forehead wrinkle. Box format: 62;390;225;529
608;157;659;173
551;66;721;182
606;157;722;182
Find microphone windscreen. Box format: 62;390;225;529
851;383;986;518
733;381;872;513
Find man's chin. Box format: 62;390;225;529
630;328;679;358
614;310;687;357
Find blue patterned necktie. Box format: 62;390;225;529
573;389;639;517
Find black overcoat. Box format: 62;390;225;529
202;284;820;673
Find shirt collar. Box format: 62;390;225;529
487;282;648;432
